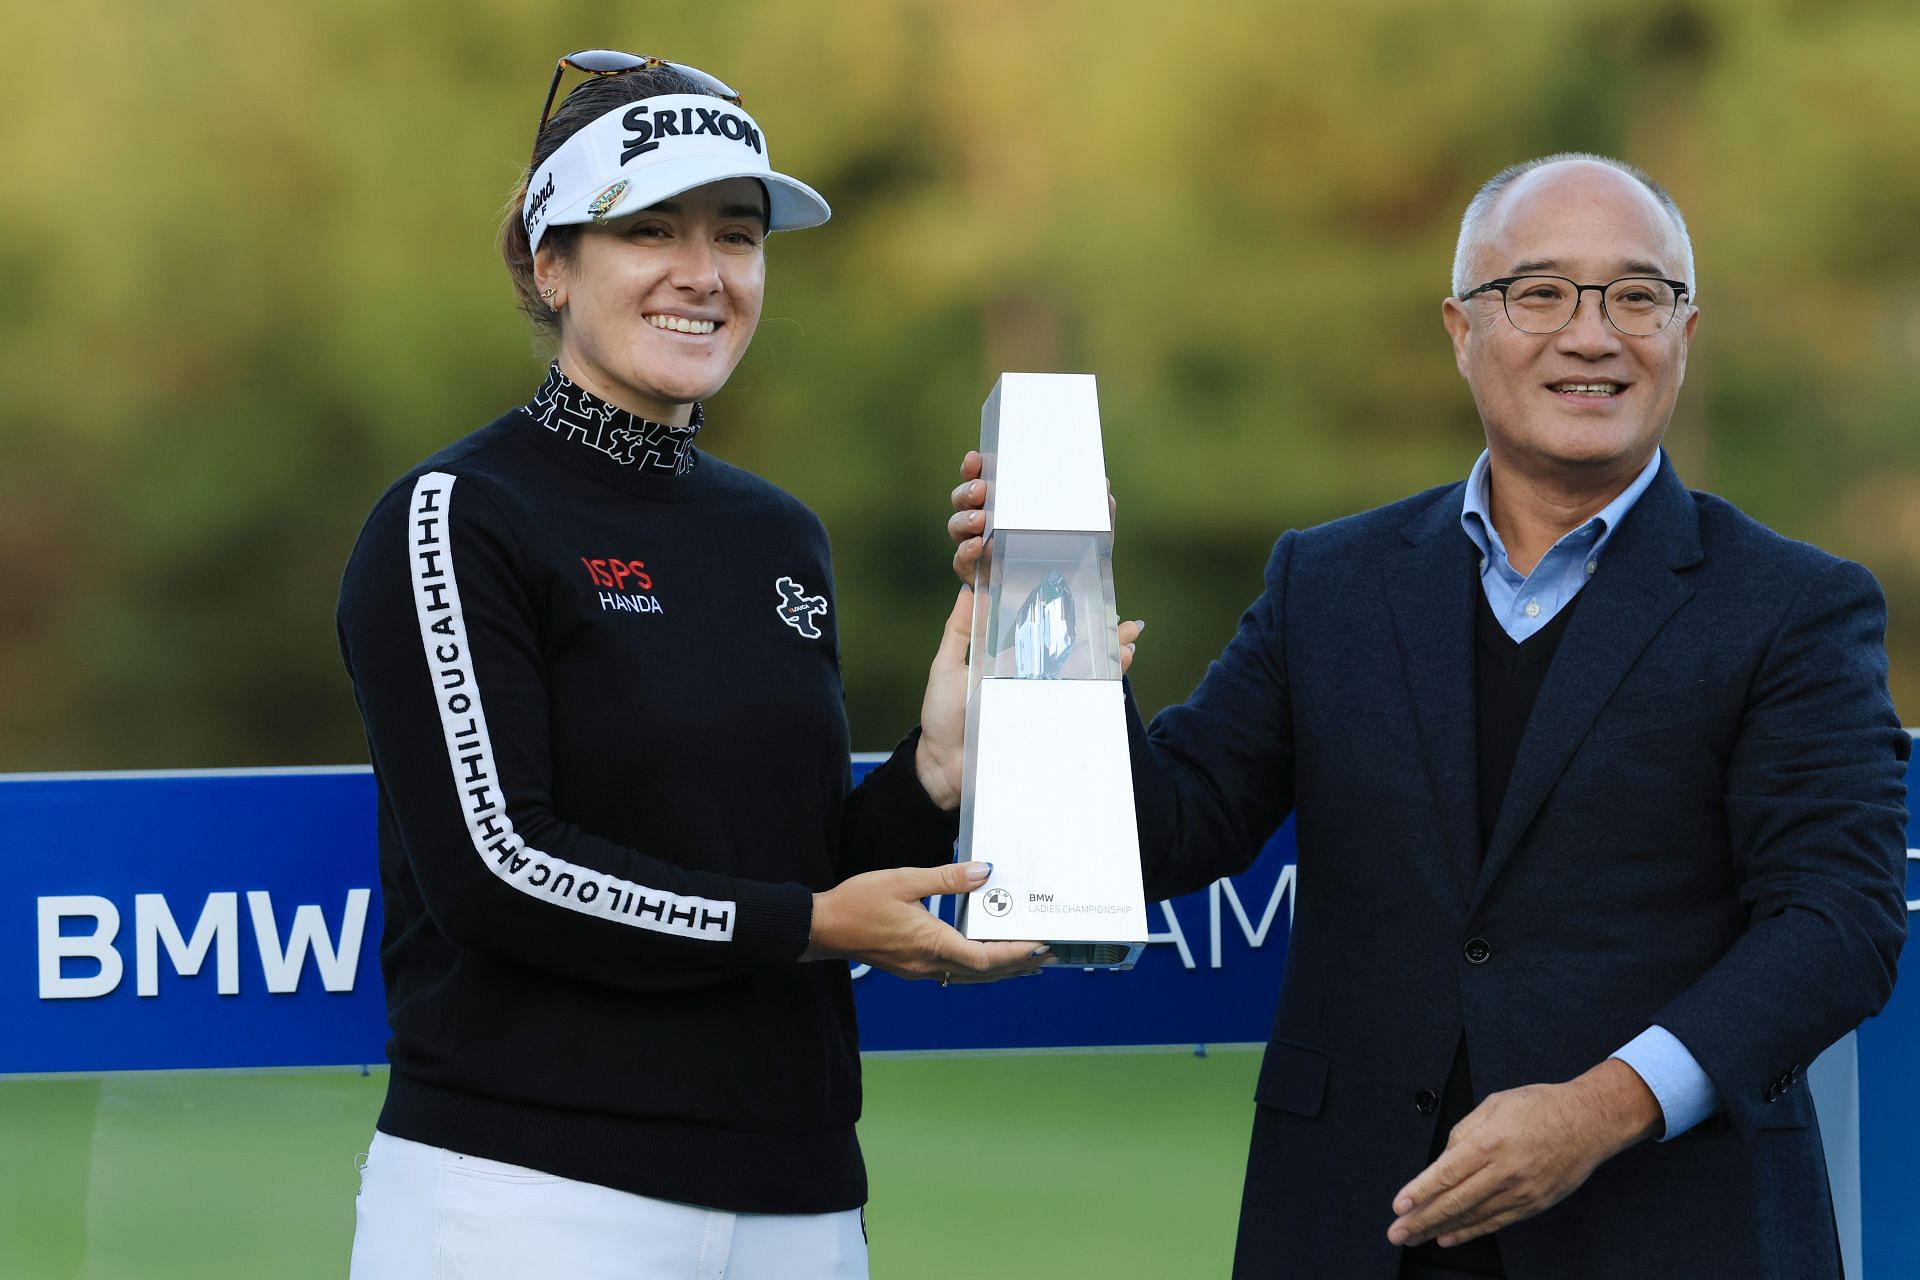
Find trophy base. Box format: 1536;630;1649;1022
1047;941;1144;970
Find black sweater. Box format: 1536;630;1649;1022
336;377;958;1212
1405;585;1583;1277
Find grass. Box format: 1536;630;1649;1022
2;1049;1258;1279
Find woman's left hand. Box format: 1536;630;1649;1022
914;587;1145;812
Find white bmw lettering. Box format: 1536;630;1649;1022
37;895;123;999
136;891;239;996
249;889;369;994
37;889;370;999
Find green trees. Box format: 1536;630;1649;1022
4;0;1916;767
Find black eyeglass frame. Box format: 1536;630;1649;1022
1457;274;1693;337
535;49;743;156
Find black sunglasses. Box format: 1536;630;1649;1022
536;50;742;153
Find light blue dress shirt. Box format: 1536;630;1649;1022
1458;447;1719;1140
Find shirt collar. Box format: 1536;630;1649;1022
523;363;702;478
1459;447;1663;572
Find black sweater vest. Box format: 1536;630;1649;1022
1475;586;1584;852
1405;584;1583;1277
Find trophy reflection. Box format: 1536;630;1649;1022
1013;570;1077;678
955;374;1148;969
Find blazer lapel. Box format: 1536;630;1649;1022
1473;457;1705;903
1383;484;1482;909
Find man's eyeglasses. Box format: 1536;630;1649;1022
1457;275;1692;337
536;49;742;153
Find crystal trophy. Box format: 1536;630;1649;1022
954;374;1149;969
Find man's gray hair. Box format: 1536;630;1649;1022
1450;152;1697;301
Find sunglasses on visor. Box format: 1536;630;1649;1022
536;49;743;154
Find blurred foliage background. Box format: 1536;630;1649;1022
2;0;1917;770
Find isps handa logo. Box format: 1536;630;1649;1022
582;557;663;615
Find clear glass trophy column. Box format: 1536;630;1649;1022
955;374;1148;969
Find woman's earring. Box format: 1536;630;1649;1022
539;287;560;309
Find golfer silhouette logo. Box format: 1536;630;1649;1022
775;576;829;638
984;888;1013;917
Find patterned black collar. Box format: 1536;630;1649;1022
523;364;702;477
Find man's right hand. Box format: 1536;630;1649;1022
801;860;1050;983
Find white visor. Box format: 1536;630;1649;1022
523;94;830;252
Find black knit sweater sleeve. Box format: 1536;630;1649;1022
339;469;814;992
822;544;963;876
834;728;961;878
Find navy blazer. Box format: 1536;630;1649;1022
1127;457;1909;1279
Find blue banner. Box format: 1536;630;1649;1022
5;757;1915;1266
5;762;1913;1069
1860;795;1920;1277
6;768;387;1073
1;762;1299;1071
850;825;1294;1052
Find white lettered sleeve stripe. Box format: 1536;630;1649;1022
406;472;739;943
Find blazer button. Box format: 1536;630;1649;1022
1414;1089;1439;1115
1463;938;1492;965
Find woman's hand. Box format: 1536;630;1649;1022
946;450;992;586
943;449;1144;670
913;587;972;811
801;860;1051;982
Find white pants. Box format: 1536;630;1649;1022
349;1131;868;1280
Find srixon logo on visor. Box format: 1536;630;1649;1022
620;104;764;165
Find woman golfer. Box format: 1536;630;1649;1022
338;52;1048;1279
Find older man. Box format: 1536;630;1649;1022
949;154;1908;1278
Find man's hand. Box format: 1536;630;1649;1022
1386;1059;1663;1249
945;450;1143;672
801;860;1050;982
